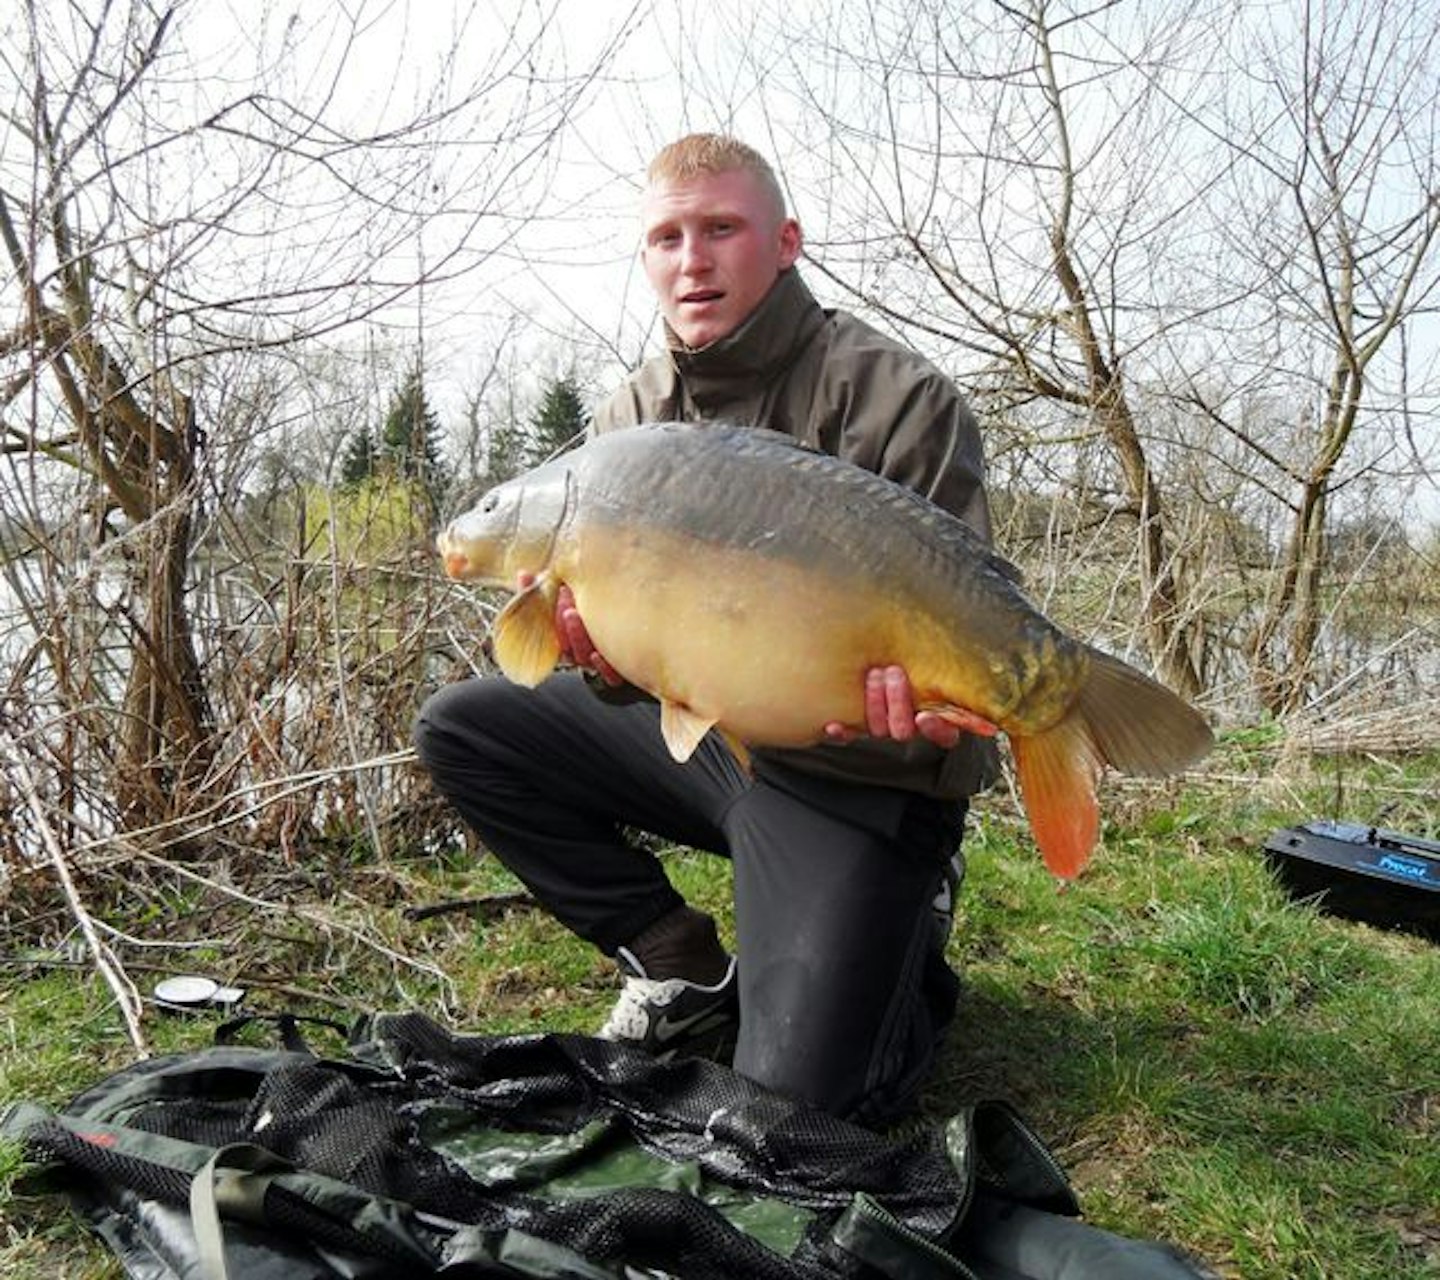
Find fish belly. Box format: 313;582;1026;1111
569;525;896;746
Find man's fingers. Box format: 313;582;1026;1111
863;666;920;741
854;665;997;748
915;711;963;749
863;668;889;737
561;606;602;671
559;604;585;651
590;651;624;687
884;665;915;740
553;587;624;686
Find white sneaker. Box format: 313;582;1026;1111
598;953;739;1062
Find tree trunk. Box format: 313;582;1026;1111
1037;6;1203;701
116;473;213;825
1050;242;1204;699
36;287;215;826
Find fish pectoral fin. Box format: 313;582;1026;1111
492;580;563;686
1009;716;1104;881
659;699;717;763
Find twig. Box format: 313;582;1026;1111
321;504;388;863
65;749;419;857
112;841;458;1001
403;890;538;923
224;978;369;1014
11;769;456;1004
2;729;148;1055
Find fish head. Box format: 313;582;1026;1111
437;464;575;583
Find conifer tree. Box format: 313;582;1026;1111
524;375;588;467
481;422;528;488
339;426;377;488
377;363;451;516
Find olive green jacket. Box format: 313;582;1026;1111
591;268;999;803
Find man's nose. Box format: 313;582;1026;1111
679;233;713;273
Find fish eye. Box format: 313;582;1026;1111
481;492;499;513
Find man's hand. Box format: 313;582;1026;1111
556;584;624;686
517;573;623;686
824;665;997;749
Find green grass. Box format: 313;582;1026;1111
2;737;1438;1278
926;745;1440;1279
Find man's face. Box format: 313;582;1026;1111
641;168;802;350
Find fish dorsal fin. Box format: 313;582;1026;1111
660;699;717;763
492;579;563;686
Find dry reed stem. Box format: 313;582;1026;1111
2;728;149;1055
1283;696;1440;756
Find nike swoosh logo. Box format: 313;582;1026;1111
653;1006;734;1043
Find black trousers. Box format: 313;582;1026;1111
414;672;967;1122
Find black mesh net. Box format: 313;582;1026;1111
372;1012;965;1227
25;1014;974;1278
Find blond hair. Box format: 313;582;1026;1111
646;134;787;222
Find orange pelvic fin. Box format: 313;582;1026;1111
920;702;1000;738
1009;714;1104;880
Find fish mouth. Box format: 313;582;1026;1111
436;531;474;579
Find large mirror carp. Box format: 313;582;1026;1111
438;423;1213;878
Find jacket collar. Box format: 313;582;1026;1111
665;268;825;387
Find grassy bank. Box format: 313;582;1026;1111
2;733;1437;1278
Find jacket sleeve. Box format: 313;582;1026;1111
824;339;993;546
871;370;991;544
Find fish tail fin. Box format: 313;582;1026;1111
1010;718;1104;880
1010;649;1213;879
1077;648;1214;776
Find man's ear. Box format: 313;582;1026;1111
778;217;803;269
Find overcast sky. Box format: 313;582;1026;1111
183;0;898;376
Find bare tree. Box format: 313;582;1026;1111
1;6;211;825
1176;0;1440;713
0;0;629;842
691;0;1437;716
